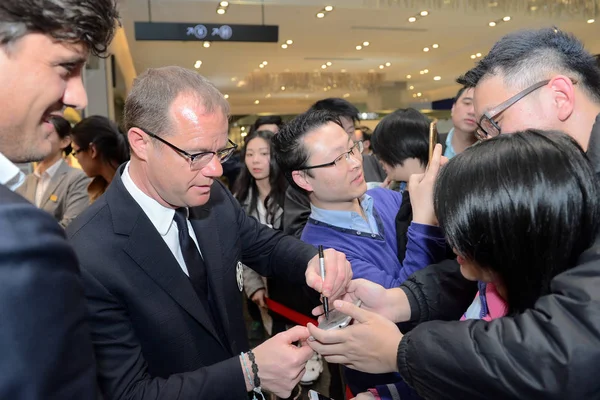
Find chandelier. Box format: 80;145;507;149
244;72;385;93
366;0;598;18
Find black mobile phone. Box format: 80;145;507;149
308;389;334;400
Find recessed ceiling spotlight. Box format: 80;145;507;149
417;92;422;96
326;62;332;66
259;64;264;68
321;64;327;69
203;41;211;48
423;69;429;73
254;100;260;104
363;41;370;46
420;11;429;16
413;94;417;98
432;43;439;49
476;52;482;57
266;93;271;98
286;39;293;44
316;12;325;18
588;18;595;23
406;74;412;79
408;17;417;22
470;54;476;59
281;44;288;49
325;5;334;11
343;93;350;98
219;1;229;6
419;70;424;75
385;62;391;67
409;85;414;90
356;45;362;50
262;61;268;65
217;8;226;15
281;86;286;91
434;76;441;81
489;21;497;27
503;16;511;21
194;60;202;69
224;94;229;99
379;65;385;69
423;47;430;52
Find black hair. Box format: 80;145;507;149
355;126;372;142
0;0;119;56
273;109;343;192
71;115;130;169
309;98;360;123
249;115;283;136
50;115;73;156
233;130;287;228
457;28;600;103
370;108;430;168
454;87;468;104
434;129;600;315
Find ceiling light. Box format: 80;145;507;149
363;41;370;46
281;44;288;49
408;17;417;22
413;94;417;98
476;52;482;57
588;18;595;23
321;64;327;69
356;45;362;50
385;62;391;67
343;93;350;98
241;132;247;137
316;12;325;18
259;64;264;68
341;69;347;73
420;11;429;16
423;69;429;73
489;21;496;27
194;60;202;68
423;47;430;52
280;86;286;91
432;44;439;49
417;92;422;96
530;5;538;11
286;39;293;44
409;85;414;90
254;100;260;105
266;93;271;98
419;70;424;75
224;94;229;99
203;41;211;48
325;5;334;11
434;76;441;81
326;62;332;66
406;74;412;79
323;87;328;91
503;16;511;21
262;61;268;65
379;65;385;69
231;77;238;81
470;54;476;59
220;1;229;6
217;8;226;15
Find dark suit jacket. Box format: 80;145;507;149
0;184;96;399
67;166;318;400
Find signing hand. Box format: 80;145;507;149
306;248;352;300
307;300;402;374
408;143;449;226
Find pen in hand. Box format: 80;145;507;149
318;245;330;320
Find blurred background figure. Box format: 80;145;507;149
17;116;90;227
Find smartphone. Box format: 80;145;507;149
317;300;362;331
308;389;334;400
428;121;439;165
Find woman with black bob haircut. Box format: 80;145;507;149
435;129;600;316
71;115;130;203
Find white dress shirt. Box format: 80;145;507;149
33;158;63;207
0;152;26;192
121;162;202;276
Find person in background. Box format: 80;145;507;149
0;0;118;397
250;115;284;135
354;126;373;155
71;115;130;203
309;130;600;399
443;86;478;159
17;116;90;227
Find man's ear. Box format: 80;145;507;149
292;170;313;193
128;127;151;161
549;75;575;122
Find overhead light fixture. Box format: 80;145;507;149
219;1;229;6
280;86;286;91
356;45;362;50
588;18;595;23
363;41;370;46
224;94;229;99
385;62;391;67
470;54;477;59
408;16;417;22
420;10;429;16
423;69;429;73
217;8;226;14
409;85;414;90
417;92;422;97
476;52;482;57
432;44;439;49
423;47;430;52
325;5;334;11
259;64;265;68
266;93;271;98
434;76;441;81
286;39;293;44
503;16;511;21
489;21;496;27
326;61;332;66
321;64;327;69
203;41;211;48
413;94;417;98
420;70;424;75
281;44;288;49
254;100;260;105
262;61;268;65
343;93;350;98
406;74;412;79
316;12;325;18
194;60;202;69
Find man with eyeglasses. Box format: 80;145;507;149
67;66;353;400
303;28;600;399
273;109;447;396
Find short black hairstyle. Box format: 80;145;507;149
355;126;372;142
454;87;469;104
309;98;360;123
251;115;283;133
50;116;73;156
370;108;430;168
0;0;119;56
71;115;130;169
457;28;600;103
273;109;343;192
435;129;600;315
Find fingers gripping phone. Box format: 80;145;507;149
317;300;362;331
308;389;334;400
428;121;439;165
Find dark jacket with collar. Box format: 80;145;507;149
67;165;317;400
396;114;600;399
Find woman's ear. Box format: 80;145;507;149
89;143;98;160
60;135;73;151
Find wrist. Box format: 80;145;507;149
388;288;411;323
239;353;253;392
386;330;403;373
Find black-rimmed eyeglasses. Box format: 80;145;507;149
300;141;364;171
477;78;577;140
139;128;237;171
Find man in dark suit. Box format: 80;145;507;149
0;0;118;398
67;66;353;399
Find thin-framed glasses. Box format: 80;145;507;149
140;128;238;171
300;141;364;171
477;78;577;140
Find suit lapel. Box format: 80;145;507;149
189;207;232;348
25;175;38;203
39;161;68;208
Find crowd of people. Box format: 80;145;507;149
1;0;600;399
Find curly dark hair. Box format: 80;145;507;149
0;0;119;56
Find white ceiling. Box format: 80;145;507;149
119;0;600;114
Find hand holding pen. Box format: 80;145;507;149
305;247;353;308
318;245;330;320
